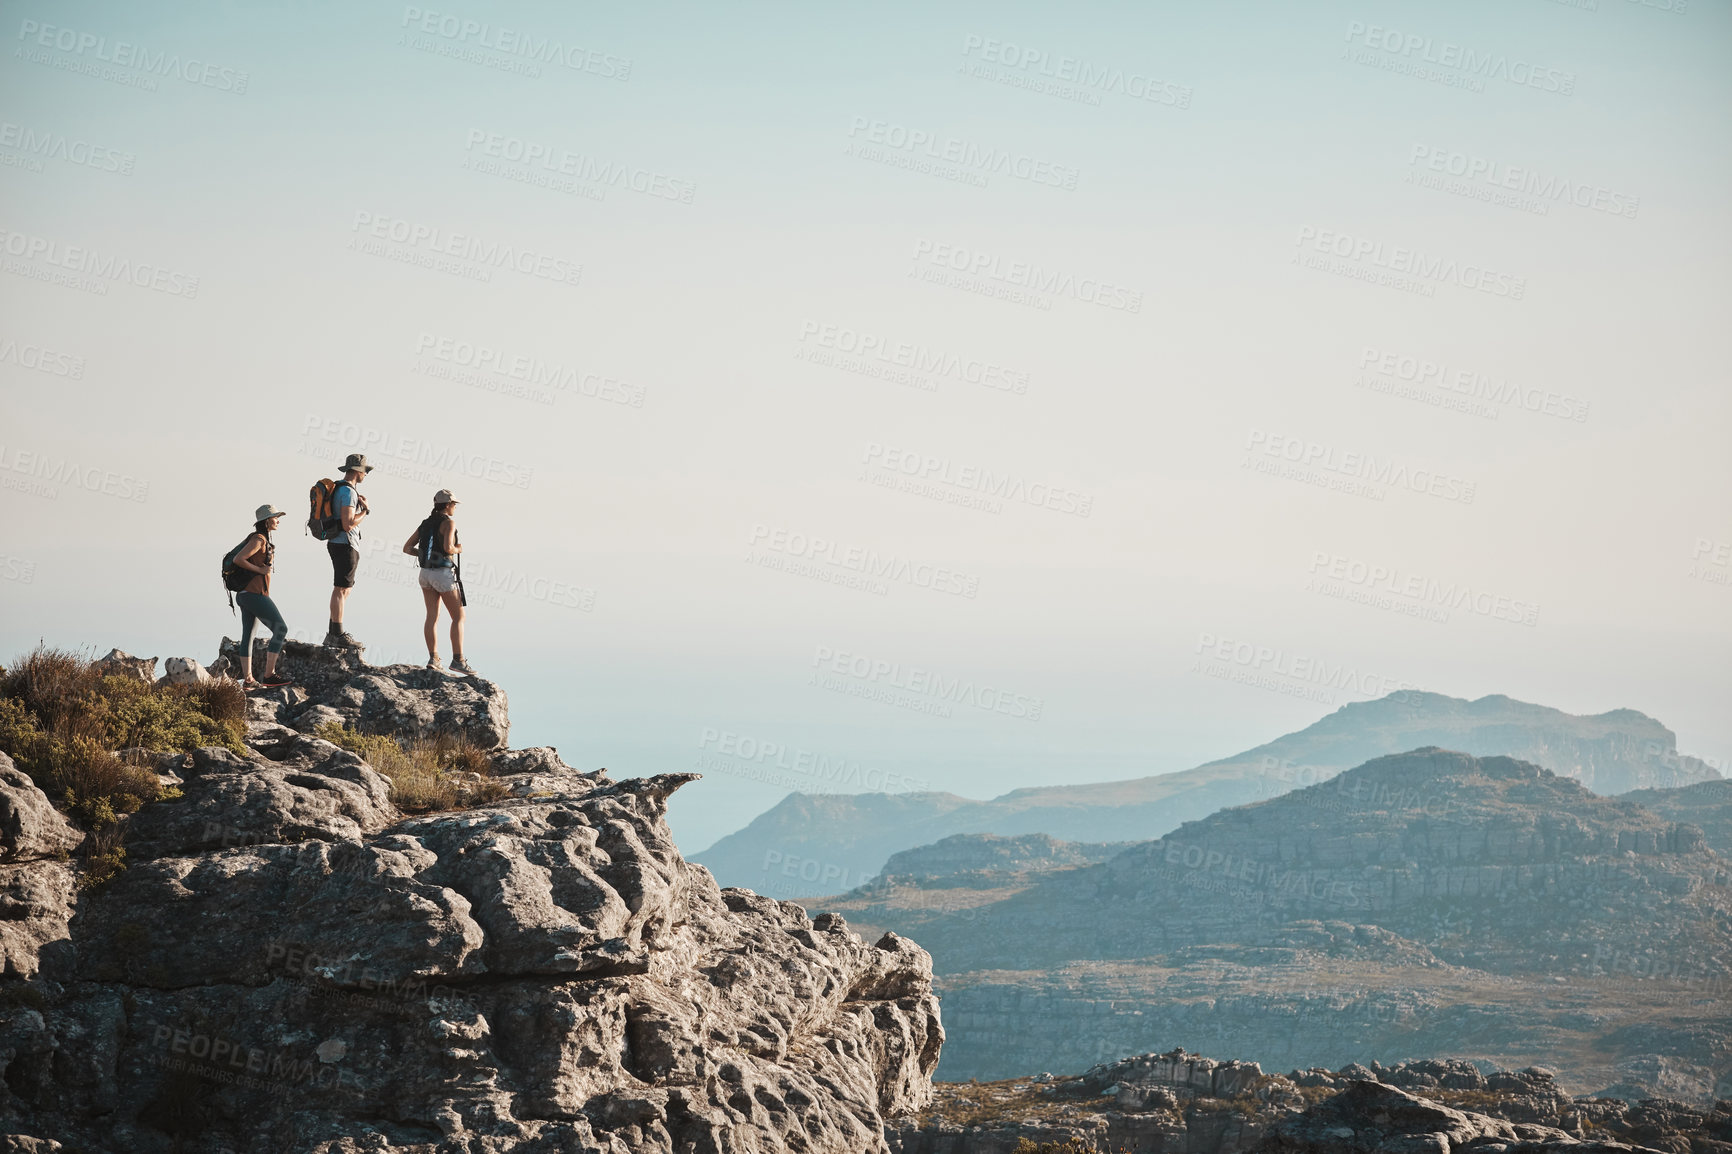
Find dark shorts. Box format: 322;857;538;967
328;542;359;589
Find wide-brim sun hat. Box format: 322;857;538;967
255;504;286;521
342;453;375;473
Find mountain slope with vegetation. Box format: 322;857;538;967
812;749;1732;1097
698;692;1721;897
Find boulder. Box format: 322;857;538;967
0;755;80;980
0;755;81;862
155;657;210;687
94;649;155;682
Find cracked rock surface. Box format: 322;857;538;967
0;662;943;1152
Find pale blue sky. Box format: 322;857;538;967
2;0;1728;851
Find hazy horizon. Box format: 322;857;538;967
2;0;1728;854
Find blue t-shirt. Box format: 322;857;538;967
331;482;358;545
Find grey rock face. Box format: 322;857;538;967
0;756;81;863
1623;778;1732;857
0;755;80;980
0;678;941;1151
120;737;397;860
217;638;510;749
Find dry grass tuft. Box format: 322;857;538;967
316;724;507;813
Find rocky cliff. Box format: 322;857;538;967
1623;779;1732;857
813;750;1732;1095
696;693;1721;898
0;644;943;1153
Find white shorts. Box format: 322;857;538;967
419;567;457;594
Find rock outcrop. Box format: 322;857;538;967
888;1050;1731;1153
0;754;80;979
0;651;943;1152
1623;778;1732;857
214;638;510;750
1254;1078;1629;1152
158;656;212;686
96;647;157;682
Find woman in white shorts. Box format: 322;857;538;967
402;489;473;674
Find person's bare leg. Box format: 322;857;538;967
238;655;254;684
442;589;465;660
330;586;350;626
262;651;278;678
422;587;442;657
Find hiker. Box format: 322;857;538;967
325;453;371;649
230;505;291;689
403;489;473;674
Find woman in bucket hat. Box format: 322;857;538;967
402;489;473;674
231;504;292;688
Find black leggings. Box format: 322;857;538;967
236;592;288;653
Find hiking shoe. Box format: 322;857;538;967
259;674;293;688
324;629;362;650
426;655;444;672
449;656;476;676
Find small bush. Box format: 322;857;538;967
176;678;248;725
316;724;504;813
0;647;106;739
0;645;245;832
78;825;127;891
1013;1139;1100;1154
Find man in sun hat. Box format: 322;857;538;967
324;452;372;649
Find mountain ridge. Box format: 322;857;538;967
811;747;1732;1094
696;691;1721;897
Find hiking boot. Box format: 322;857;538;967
426;655;444;672
449;656;476;676
324;628;361;650
259;674;293;688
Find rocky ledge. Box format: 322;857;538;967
0;647;943;1152
887;1050;1732;1153
211;638;512;750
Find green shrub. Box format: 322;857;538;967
316;724;506;813
0;645;245;833
97;675;245;756
78;825;127;891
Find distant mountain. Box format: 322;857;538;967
879;833;1131;881
814;748;1732;1095
1624;779;1732;856
694;692;1720;897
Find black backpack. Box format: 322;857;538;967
416;513;452;569
220;533;269;609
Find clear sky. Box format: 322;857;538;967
1;0;1728;853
